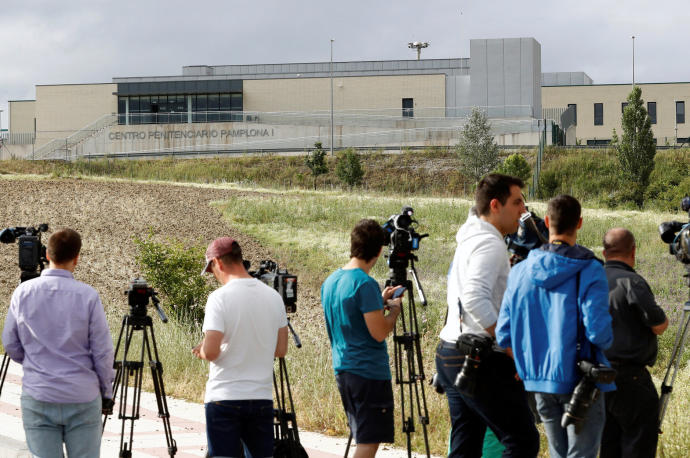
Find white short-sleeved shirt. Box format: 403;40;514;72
202;278;288;403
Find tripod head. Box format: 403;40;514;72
125;278;168;323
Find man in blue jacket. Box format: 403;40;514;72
497;194;614;458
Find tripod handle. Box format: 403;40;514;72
151;294;169;323
287;318;301;348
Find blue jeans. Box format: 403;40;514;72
534;392;605;458
205;399;274;458
435;341;539;458
21;393;102;458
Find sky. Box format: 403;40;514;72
2;0;689;130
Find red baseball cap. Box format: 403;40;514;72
201;237;238;275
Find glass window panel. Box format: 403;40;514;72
568;103;577;125
676;101;685;124
594;103;603;126
231;94;243;111
621;102;628;114
208;94;219;122
195;94;207;111
219;94;231;121
648;102;656;124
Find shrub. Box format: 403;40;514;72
335;149;364;188
538;170;560;199
134;233;215;326
495;153;532;183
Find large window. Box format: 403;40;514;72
648;102;657;124
118;92;243;125
594;103;604;126
621;102;628;114
676;101;685;124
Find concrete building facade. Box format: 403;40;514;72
4;36;687;159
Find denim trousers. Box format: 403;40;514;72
434;341;540;458
205;399;274;458
534;392;605;458
21;393;102;458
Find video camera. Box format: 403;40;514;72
0;224;49;282
659;196;690;264
561;360;617;433
125;278;168;323
383;206;428;285
505;209;549;265
246;260;297;313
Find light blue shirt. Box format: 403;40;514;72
321;268;390;380
2;268;115;403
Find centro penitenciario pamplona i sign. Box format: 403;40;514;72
109;128;275;141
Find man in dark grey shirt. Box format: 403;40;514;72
600;228;669;458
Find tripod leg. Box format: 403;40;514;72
659;304;690;429
0;353;11;399
144;323;178;457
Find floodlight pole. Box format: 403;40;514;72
408;42;429;60
330;39;334;157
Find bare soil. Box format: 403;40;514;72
0;177;317;318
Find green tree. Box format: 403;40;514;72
456;107;500;183
335;148;364;189
304;142;329;189
495;153;532;184
612;86;656;207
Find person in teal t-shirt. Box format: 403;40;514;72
322;219;403;458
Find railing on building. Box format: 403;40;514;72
33;114;117;160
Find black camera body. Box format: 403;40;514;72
383;206;428;285
505;209;549;265
561;360;617;432
659;196;690;264
246;260;297;313
125;278;168;322
453;333;494;397
0;224;49;282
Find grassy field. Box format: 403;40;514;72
0;169;687;455
208;185;689;456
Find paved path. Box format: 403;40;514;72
0;361;431;457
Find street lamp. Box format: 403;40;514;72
632;35;635;88
330;39;334;156
408;41;429;60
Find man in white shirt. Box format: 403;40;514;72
193;237;288;458
435;174;539;457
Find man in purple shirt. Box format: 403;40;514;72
2;228;114;457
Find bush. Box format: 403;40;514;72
335;149;364;188
538;170;560;199
495;153;532;183
134;233;214;326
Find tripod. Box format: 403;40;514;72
658;265;690;431
272;318;307;458
103;302;177;457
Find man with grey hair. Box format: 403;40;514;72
600;227;669;458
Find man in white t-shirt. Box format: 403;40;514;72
193;237;288;458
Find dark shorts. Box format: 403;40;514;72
335;372;394;444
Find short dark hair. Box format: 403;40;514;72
547;195;581;234
218;242;243;267
350;219;386;262
47;228;82;264
475;174;525;216
603;228;636;257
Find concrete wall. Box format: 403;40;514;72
9;100;36;135
542;82;690;144
35;83;117;147
470;38;541;117
243;74;446;116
